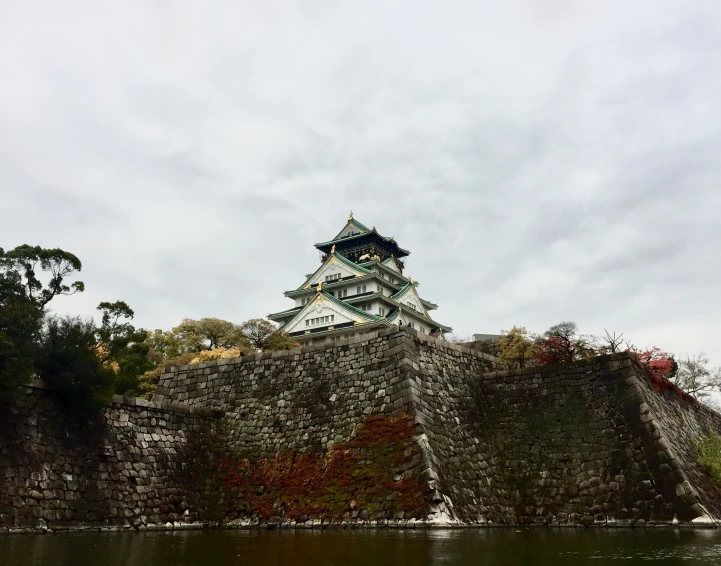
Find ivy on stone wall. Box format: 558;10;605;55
219;414;425;521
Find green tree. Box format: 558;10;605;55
497;326;536;369
35;316;116;418
35;301;152;415
240;318;300;352
1;245;84;306
0;245;85;397
93;301;153;396
0;272;42;398
171;317;249;352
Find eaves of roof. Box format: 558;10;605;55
314;229;411;256
267;306;302;320
285;272;399;297
357;260;415;285
386;307;452;333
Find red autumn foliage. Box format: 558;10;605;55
628;347;674;380
626;346;692;401
219;414;425;521
534;335;574;366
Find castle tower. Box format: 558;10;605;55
268;213;452;344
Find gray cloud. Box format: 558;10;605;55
1;0;720;370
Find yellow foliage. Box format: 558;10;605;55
190;346;252;364
95;342;120;373
498;326;536;369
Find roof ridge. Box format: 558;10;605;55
320;290;384;321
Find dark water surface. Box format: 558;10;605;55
3;528;721;566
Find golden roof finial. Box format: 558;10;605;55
330;244;336;254
349;210;353;220
316;280;323;292
409;276;414;285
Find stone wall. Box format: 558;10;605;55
408;339;721;525
3;327;721;530
152;327;496;460
0;384;223;531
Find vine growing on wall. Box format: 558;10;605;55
219;414;425;521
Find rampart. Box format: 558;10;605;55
0;384;224;531
2;327;721;531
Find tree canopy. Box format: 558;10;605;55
497;326;535;369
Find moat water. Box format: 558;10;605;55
3;528;721;565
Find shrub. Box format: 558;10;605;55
695;433;721;484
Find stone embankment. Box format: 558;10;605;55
2;327;721;532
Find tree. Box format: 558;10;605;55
35;316;117;418
240;319;300;352
172;318;249;352
35;301;152;414
497;326;536;369
534;321;597;366
0;245;85;397
597;329;625;354
626;346;675;381
671;353;721;400
0;245;84;307
0;271;42;398
92;302;154;396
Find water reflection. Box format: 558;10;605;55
2;528;721;566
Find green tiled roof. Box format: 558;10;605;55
286;271;401;297
295;251;374;291
357;259;413;285
276;289;384;333
314;229;411;256
386;307;452;333
319;290;384;322
294;319;390;339
332;218;373;240
391;282;413;300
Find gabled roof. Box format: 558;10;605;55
332;217;372;241
391;283;431;319
296;251;374;290
277;289;384;332
381;256;402;272
320;290;385;321
386;306;453;333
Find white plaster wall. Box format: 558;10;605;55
284;298;358;334
384;258;401;273
307;257;361;287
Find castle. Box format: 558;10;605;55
268;213;452;344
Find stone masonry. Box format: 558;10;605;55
2;327;721;531
0;383;223;531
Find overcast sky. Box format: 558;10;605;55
1;1;720;365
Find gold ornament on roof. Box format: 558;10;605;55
331;244;336;254
409;276;414;285
349;210;353;220
316;280;323;292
